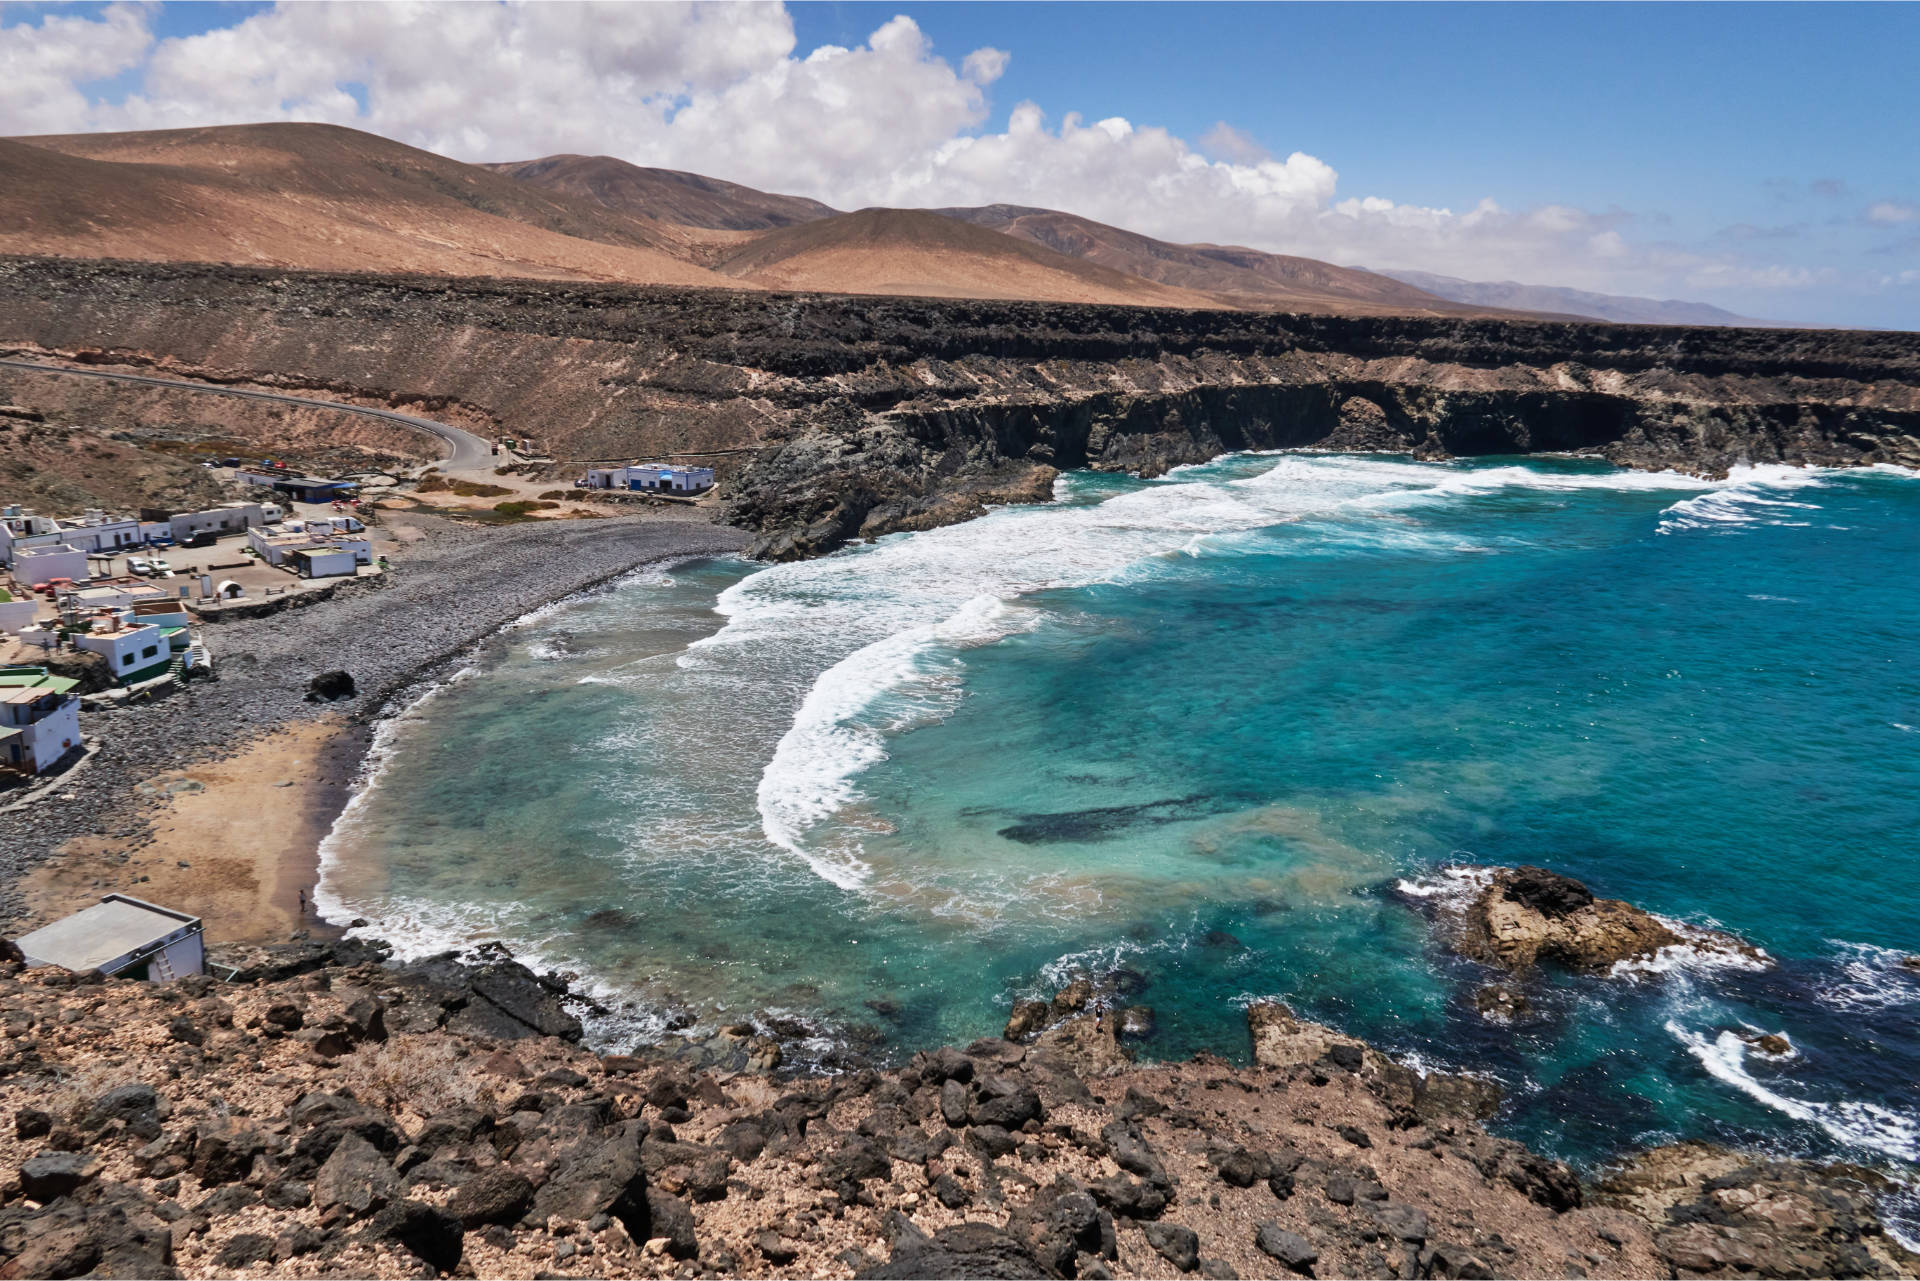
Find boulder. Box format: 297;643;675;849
306;670;356;702
81;1084;161;1133
644;1189;699;1259
20;1151;102;1201
447;1167;534;1227
532;1131;650;1236
640;1137;731;1201
363;1200;463;1273
190;1119;266;1186
1144;1222;1200;1273
1255;1222;1318;1272
1246;1002;1369;1070
858;1220;1048;1280
820;1135;892;1186
0;1185;177;1280
1004;1000;1051;1042
312;1131;399;1216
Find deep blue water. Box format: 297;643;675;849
318;452;1920;1221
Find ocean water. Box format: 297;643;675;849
318;452;1920;1213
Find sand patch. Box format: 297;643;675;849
14;717;360;945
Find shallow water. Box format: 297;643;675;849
318;452;1920;1214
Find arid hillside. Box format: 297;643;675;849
935;205;1534;319
2;124;731;286
484;154;838;232
709;208;1225;308
3;122;1507;314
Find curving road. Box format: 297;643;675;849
0;357;496;472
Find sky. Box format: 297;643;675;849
3;1;1916;329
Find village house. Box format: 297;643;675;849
0;665;82;774
10;543;88;586
248;524;373;572
581;463;716;494
71;618;172;684
135;500;276;545
16;895;205;981
0;508;142;565
234;468;357;504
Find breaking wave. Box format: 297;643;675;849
722;454;1786;888
1669;1022;1920;1163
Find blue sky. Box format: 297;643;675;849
4;2;1916;327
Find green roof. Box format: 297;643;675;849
0;666;78;695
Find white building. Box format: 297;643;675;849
12;543;89;586
0;596;37;634
16;895;205;981
72;620;172;684
0;665;82;774
66;581;171;611
248;526;370;569
2;508;142;566
582;463;716;494
167;502;268;542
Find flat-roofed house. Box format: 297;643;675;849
13;543;88;586
16;895;205;981
0;665;81;773
72;620;171;684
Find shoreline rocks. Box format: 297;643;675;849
0;946;1913;1280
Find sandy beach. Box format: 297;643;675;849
12;718;366;945
0;512;749;942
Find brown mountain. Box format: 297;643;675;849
934;204;1512;318
483;154;837;231
709;207;1224;308
1;123;732;286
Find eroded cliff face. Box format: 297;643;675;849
4;255;1917;558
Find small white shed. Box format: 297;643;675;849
16;894;206;981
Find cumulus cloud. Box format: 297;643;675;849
1866;200;1917;225
0;2;151;135
0;1;1852;302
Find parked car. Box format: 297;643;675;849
127;557;154;576
222;457;241;466
149;559;172;575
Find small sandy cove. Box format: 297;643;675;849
15;717;365;946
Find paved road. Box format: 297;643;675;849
0;357;496;472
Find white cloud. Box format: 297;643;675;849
0;2;152;136
1866;200;1917;225
1199;121;1269;165
0;1;1864;305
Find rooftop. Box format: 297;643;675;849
0;666;78;695
16;895;201;974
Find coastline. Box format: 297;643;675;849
0;511;750;943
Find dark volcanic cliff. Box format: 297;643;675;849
3;255;1916;558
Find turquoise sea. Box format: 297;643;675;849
317;452;1919;1228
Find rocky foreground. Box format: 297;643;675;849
2;937;1914;1281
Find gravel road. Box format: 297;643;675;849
0;515;748;923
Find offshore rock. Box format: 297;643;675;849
1450;865;1766;974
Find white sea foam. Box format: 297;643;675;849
1669;1022;1920;1162
1817;942;1920;1013
1655;464;1830;535
1392;862;1496;911
718;453;1774;888
1609;917;1773;979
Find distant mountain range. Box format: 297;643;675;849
0;122;1774;325
1376;269;1779;327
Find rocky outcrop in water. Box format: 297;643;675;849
3;256;1918;560
1426;866;1768;976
